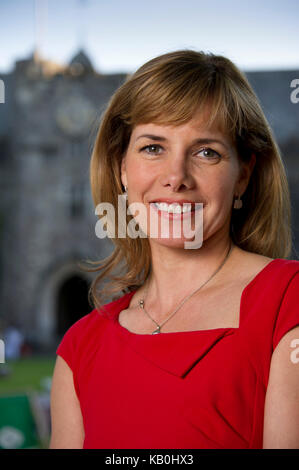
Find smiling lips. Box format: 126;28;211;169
149;199;203;218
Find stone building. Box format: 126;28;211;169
0;51;298;352
0;50;126;352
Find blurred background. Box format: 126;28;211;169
0;0;298;449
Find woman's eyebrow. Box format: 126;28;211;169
191;138;229;150
135;134;228;150
135;134;166;142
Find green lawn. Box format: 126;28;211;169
0;356;56;396
0;356;56;449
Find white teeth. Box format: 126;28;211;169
153;202;192;213
160;202;169;212
182;204;192;213
172;205;181;214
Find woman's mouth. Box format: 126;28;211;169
149;201;202;219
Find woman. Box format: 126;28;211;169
50;50;299;449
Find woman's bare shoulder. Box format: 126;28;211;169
233;246;274;268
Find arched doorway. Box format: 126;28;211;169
56;275;91;336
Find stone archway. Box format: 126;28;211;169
36;259;95;349
56;274;90;336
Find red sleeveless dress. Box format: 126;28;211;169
56;258;299;449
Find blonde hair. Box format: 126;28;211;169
81;49;293;311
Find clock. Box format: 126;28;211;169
55;94;96;138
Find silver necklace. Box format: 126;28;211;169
138;241;233;334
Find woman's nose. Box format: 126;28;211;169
159;153;195;192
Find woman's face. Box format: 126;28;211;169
121;110;254;249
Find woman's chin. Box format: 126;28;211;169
149;235;198;249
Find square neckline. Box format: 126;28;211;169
114;258;278;337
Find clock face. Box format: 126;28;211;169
55;94;97;137
16;86;35;105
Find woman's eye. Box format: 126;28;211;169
141;144;163;155
196;147;221;160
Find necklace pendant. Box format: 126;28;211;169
152;326;161;335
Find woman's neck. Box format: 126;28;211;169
142;237;235;317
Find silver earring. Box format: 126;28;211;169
122;185;128;198
233;194;243;209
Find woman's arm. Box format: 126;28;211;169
49;355;85;449
263;325;299;448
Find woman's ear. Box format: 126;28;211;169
248;152;256;175
120;156;127;189
237;153;256;195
